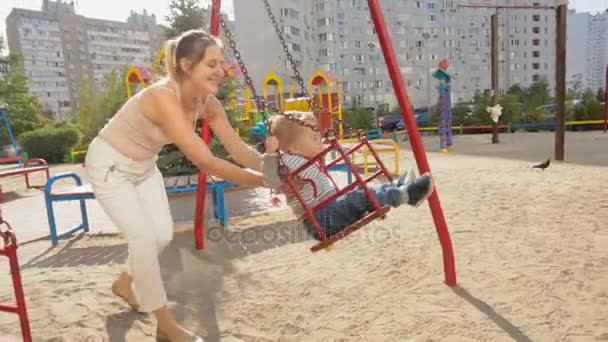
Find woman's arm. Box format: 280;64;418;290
141;88;264;187
203;95;264;171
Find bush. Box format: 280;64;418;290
18;126;79;163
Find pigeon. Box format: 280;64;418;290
530;158;551;171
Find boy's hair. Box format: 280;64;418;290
270;111;318;150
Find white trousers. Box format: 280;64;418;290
85;137;173;312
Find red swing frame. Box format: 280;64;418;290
281;132;394;252
0;216;32;342
196;0;457;286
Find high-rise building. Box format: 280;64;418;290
5;0;162;120
234;0;558;109
567;9;608;92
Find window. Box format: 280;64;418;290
533;39;540;46
533;63;540;70
533;51;540;58
533;14;540;22
533;27;540;34
533;74;540;81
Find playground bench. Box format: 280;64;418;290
44;172;237;246
0;156;50;200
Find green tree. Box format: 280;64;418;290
471;90;493;125
451;103;475;125
506;84;525;98
500;94;523;124
596;87;605;103
164;0;208;39
71;68;128;149
0;53;48;144
573;88;602;121
567;73;584;100
342;106;375;131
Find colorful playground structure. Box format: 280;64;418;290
125;65;153;98
433;59;454;153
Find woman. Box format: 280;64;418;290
85;30;265;341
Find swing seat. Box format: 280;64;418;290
283;133;394;252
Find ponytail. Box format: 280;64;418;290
164;39;179;81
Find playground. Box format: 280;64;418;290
0;0;607;340
0;131;606;341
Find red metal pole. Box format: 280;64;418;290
367;0;457;286
604;65;607;133
194;0;222;250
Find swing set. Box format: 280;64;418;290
196;0;457;286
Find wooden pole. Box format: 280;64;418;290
555;4;567;161
491;13;500;144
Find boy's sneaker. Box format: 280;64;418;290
396;167;416;187
400;173;434;207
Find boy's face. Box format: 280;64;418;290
289;127;323;156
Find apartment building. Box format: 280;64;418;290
234;0;558;109
5;0;161;120
567;9;608;92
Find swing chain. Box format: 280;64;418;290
219;17;275;119
260;0;322;113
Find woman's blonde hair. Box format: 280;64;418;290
270;111;318;150
164;29;223;82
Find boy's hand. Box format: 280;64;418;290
265;136;279;153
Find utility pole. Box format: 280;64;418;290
491;13;500;144
423;32;432;116
369;42;379;127
604;64;607;133
458;3;565;159
555;3;567;161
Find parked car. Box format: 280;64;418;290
378;107;432;131
378;114;405;131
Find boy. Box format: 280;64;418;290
261;111;434;239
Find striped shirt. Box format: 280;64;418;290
279;154;336;216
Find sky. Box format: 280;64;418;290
0;0;607;52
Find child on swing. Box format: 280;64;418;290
261;111;434;240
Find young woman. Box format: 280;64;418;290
85;29;265;341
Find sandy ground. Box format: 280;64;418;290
0;131;607;341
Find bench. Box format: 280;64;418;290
0;157;49;200
43;172;236;246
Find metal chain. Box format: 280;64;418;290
219;17;274;122
260;0;321;113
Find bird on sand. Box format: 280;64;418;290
530;158;551;170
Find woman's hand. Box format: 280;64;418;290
265;136;279;153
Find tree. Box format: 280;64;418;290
164;0;208;39
342;106;375;131
573;88;602;121
500;94;523;124
596;87;605;103
526;78;551;106
71;68;128;148
0;53;48;144
0;36;8;75
567;73;584;100
471;90;493;125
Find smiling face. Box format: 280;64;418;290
183;44;225;96
166;30;225;97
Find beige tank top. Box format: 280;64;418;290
98;81;202;161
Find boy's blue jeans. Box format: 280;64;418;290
303;183;403;240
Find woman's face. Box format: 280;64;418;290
188;45;225;96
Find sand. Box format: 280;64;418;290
0;131;607;341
